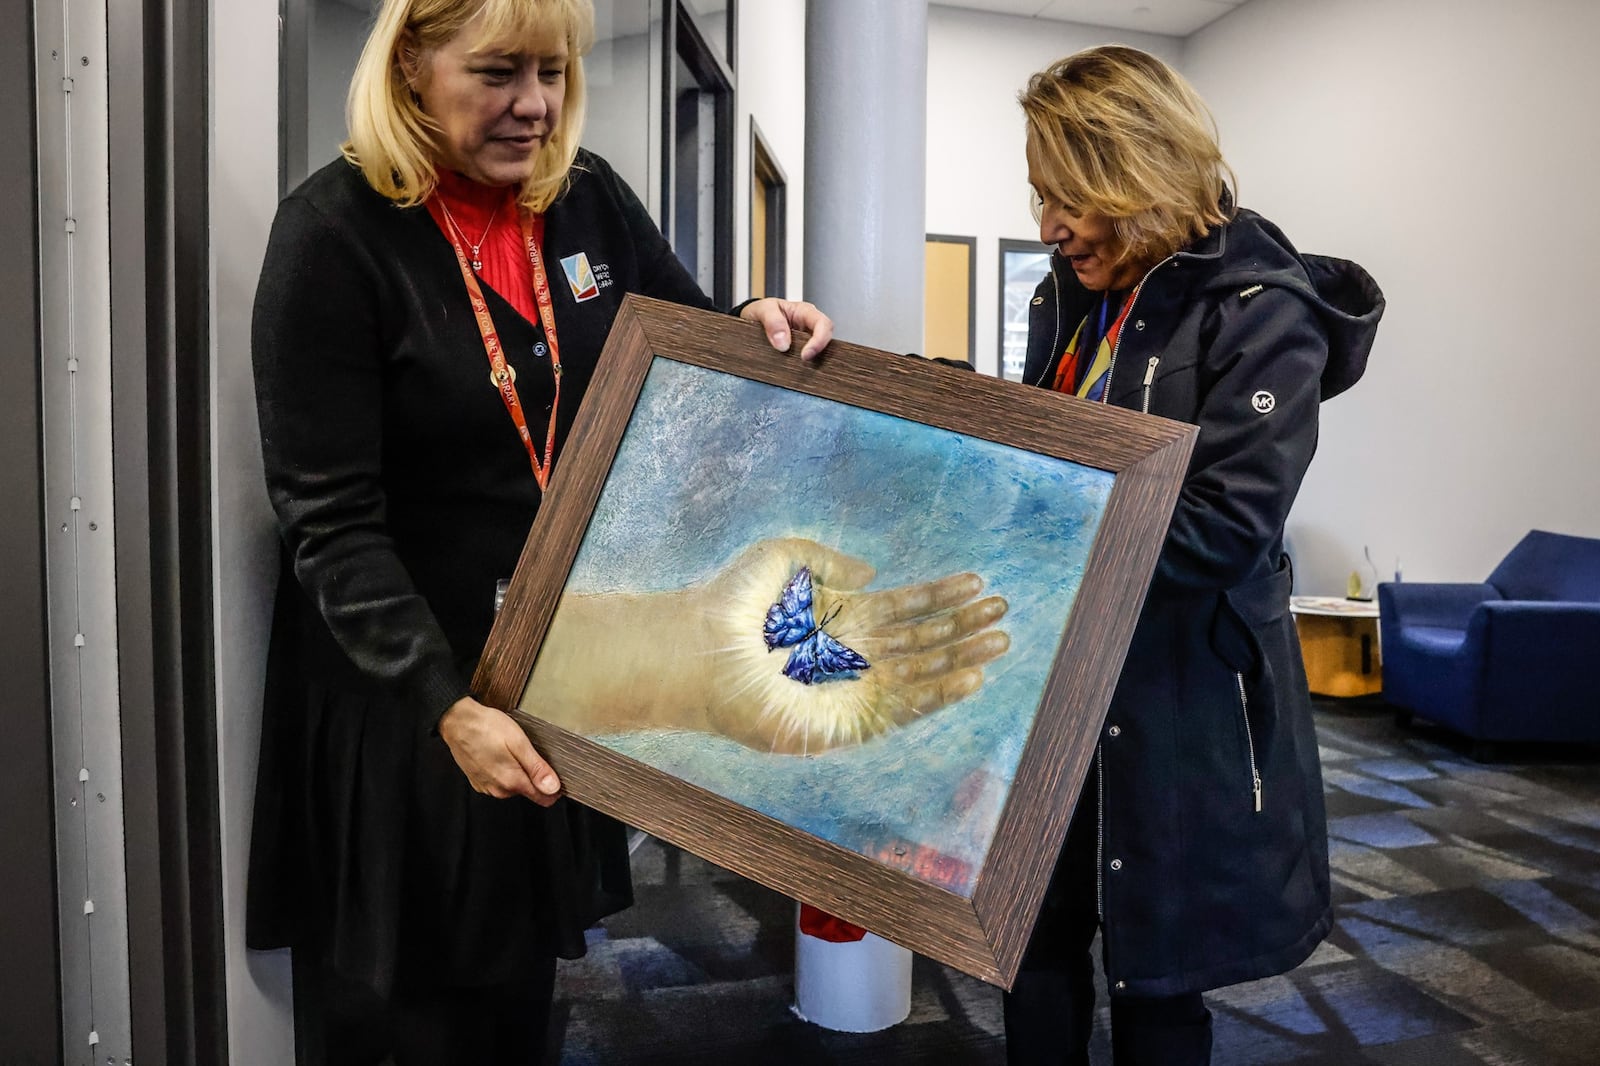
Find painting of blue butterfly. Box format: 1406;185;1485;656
763;566;871;684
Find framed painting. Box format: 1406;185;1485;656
474;295;1196;988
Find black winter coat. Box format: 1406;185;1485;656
1023;208;1384;996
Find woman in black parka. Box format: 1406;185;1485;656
1003;47;1384;1065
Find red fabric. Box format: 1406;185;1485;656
1051;343;1082;394
429;170;536;324
799;903;867;943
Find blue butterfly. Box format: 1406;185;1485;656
762;566;870;685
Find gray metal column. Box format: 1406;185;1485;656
803;0;928;353
109;0;232;1058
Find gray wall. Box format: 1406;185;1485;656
924;0;1600;590
1184;0;1600;591
0;0;62;1061
215;0;296;1059
585;28;656;203
307;0;372;174
925;5;1182;376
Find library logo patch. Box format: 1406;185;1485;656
560;252;603;301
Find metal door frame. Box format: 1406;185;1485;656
28;0;227;1061
0;0;61;1054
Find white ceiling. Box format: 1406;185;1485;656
940;0;1245;37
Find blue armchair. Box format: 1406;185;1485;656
1378;530;1600;754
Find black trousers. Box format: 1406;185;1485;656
1003;793;1213;1066
291;949;559;1066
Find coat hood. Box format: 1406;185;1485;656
1189;209;1384;401
1030;208;1384;401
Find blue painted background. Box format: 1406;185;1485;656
545;358;1111;896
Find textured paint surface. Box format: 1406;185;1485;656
531;358;1111;895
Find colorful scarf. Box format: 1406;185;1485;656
1052;288;1137;401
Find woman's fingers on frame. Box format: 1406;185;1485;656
791;303;833;359
479;763;530;801
507;736;562;802
486;771;559;806
480;774;521;800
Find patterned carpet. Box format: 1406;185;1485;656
547;702;1600;1064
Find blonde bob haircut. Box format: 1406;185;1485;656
1020;45;1236;266
345;0;596;213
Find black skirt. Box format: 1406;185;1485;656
245;581;632;998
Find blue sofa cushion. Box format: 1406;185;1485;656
1398;625;1467;657
1487;530;1600;602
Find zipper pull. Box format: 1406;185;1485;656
1143;356;1159;386
1253;775;1263;813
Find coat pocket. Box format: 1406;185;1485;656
1210;557;1294;673
1211;557;1294;747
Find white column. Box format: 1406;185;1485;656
803;0;928;353
794;0;928;1033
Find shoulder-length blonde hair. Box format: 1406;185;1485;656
1019;45;1236;265
345;0;596;212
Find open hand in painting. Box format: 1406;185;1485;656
525;537;1011;755
699;538;1010;753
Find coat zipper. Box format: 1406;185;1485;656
1090;256;1176;989
1095;743;1105;921
1098;255;1174;407
1141;356;1160;413
1235;672;1263;812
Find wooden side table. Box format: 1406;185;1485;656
1289;596;1382;698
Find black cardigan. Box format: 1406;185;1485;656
253;151;714;724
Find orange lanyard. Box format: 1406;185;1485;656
431;198;564;493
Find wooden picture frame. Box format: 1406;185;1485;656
474;295;1195;988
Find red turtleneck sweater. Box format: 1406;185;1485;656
425;170;537;323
